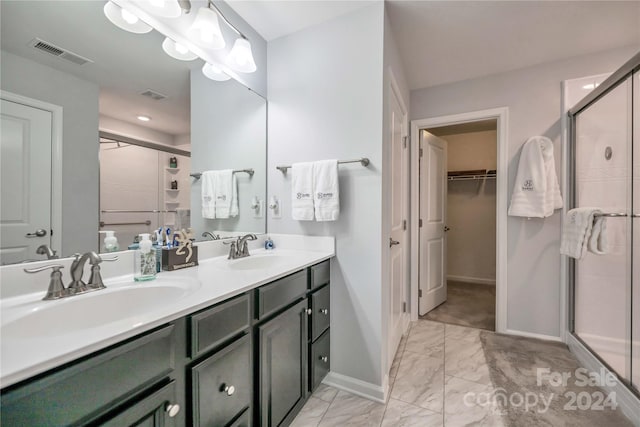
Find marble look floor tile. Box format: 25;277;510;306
445;323;481;343
291;396;331;427
404;320;445;358
444;375;503;427
318;391;386;427
382;398;443;427
391;350;444;413
313;384;339;403
445;338;491;385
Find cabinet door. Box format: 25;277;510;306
191;335;252;427
258;299;308;427
100;381;179;427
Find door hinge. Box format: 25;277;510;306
419;219;423;227
418;289;423;298
402;302;407;313
403;136;408;148
419;148;423;157
403;219;407;230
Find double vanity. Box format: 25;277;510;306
0;235;334;426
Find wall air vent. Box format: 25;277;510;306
29;38;93;65
140;89;168;101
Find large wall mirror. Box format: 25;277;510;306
0;0;267;265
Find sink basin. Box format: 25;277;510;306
225;254;291;271
2;277;201;339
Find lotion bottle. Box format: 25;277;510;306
134;233;156;281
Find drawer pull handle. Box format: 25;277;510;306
319;356;328;363
165;403;180;417
221;383;236;396
319;308;328;315
305;308;312;315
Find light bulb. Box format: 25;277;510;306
226;38;256;73
189;7;225;49
202;63;230;81
175;43;189;55
103;1;152;34
162;37;198;61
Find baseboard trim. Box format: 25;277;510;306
567;334;640;426
322;371;387;403
505;328;563;343
447;275;495;285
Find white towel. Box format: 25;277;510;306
201;171;216;219
291;162;314;221
213;170;238;219
176;208;191;229
508;136;563;218
560;208;602;259
588;216;608;255
313;159;339;221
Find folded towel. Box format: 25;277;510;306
588;216;608;255
313;159;339;221
560;208;602;259
201;171;216;219
292;162;314;221
176;208;191;229
213;169;238;219
508;136;563;218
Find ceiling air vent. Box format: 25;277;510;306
29;38;93;65
140;89;168;101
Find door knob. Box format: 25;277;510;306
165;403;180;417
305;308;312;315
26;229;47;238
389;238;400;247
221;384;235;396
444;226;450;232
319;308;328;315
319;356;328;363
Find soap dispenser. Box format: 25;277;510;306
99;230;119;253
134;233;156;282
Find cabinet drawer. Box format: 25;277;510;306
190;293;250;358
310;260;330;290
1;324;176;426
257;270;307;319
191;335;251;427
100;380;178;427
311;285;330;341
310;329;330;392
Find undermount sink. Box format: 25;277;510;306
225;254;291;271
2;276;201;339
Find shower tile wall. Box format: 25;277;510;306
574;77;632;379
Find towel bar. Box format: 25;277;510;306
190;169;254;179
592;212;640;218
276;158;370;173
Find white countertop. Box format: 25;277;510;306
0;235;334;388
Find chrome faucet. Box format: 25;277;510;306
36;244;58;259
224;234;258;259
69;252;118;293
202;231;220;240
24;264;66;300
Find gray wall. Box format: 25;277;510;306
190;69;267;237
268;4;385;386
411;45;640;338
1;50;99;256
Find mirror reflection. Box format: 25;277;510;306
0;0;266;265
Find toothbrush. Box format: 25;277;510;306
166;227;172;249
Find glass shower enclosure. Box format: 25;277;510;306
569;52;640;394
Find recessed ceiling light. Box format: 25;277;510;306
137;115;151;122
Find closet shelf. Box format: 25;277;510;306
448;169;496;181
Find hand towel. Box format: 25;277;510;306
508;136;563;218
313;159;339;221
213;169;237;219
176;208;191;229
560;207;602;259
201;171;216;219
291;162;314;221
588;216;609;255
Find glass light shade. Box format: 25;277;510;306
189;7;225;49
146;0;181;18
103;1;152;34
162;37;198;61
202;63;230;81
226;38;257;73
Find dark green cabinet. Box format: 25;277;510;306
258;299;308;427
101;381;179;427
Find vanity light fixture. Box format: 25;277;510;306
103;1;152;34
137;115;151;122
202;62;230;81
146;0;182;18
226;37;257;73
162;37;198;61
189;6;225;49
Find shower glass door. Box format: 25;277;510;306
633;70;640;392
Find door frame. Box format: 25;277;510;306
0;90;63;256
410;107;509;334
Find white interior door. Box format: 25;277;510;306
419;131;448;316
0;98;53;264
388;83;408;360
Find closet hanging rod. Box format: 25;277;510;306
276;158;370;173
101;209;177;214
190;169;255;179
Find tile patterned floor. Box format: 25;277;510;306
422;281;496;331
291;320;633;427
